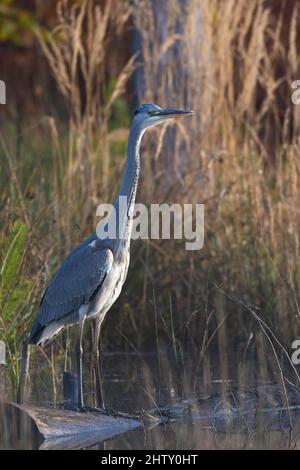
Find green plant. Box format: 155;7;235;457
0;221;33;390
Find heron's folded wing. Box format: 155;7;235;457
36;244;114;326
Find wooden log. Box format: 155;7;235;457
1;403;141;450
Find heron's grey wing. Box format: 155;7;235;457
29;241;113;341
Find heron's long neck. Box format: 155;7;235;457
113;125;143;250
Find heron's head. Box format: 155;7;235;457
133;103;193;131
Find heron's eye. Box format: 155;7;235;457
148;111;159;116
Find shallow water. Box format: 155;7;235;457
1;352;300;450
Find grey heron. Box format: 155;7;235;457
23;104;193;411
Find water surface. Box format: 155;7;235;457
1;352;300;450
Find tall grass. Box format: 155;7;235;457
132;0;300;342
1;0;300;405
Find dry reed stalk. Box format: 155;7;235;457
37;0;135;244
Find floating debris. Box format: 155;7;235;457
150;382;300;432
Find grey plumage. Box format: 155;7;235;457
24;103;192;410
29;237;113;344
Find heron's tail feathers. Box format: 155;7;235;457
34;322;64;346
29;316;73;346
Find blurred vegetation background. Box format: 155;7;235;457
1;0;300;406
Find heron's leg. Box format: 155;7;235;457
93;317;105;409
76;307;87;410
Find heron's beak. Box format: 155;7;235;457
157;108;193;120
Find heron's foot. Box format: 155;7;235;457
104;407;122;417
103;407;141;420
77;404;106;414
76;404;140;420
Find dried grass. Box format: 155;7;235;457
2;0;300;407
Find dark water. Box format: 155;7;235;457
1;352;300;450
